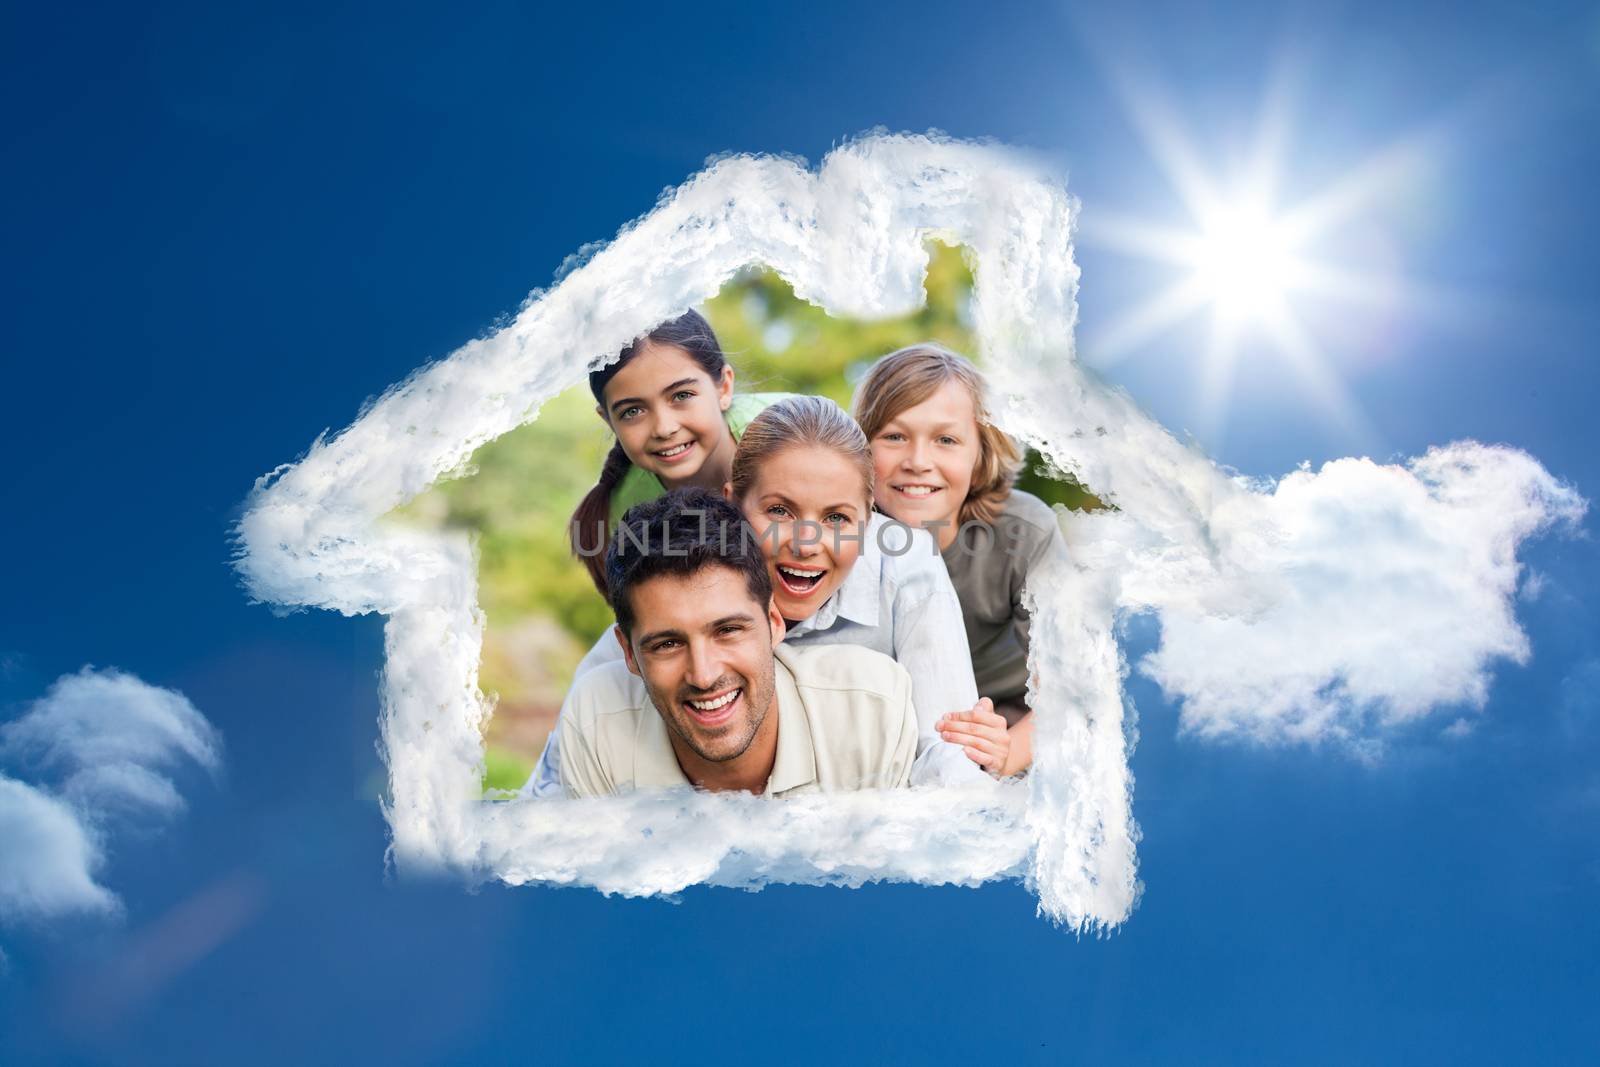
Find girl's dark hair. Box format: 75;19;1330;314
570;309;729;594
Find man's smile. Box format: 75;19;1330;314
682;685;743;728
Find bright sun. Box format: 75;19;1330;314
1188;203;1301;324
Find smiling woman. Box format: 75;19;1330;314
727;396;873;618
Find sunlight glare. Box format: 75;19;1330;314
1077;68;1445;450
1189;201;1300;326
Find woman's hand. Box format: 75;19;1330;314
936;698;1012;777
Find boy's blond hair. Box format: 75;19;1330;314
853;343;1021;528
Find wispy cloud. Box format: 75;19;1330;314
1558;657;1600;741
0;669;220;926
0;775;117;921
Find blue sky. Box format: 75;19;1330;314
3;1;1598;1062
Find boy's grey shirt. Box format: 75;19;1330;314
940;489;1065;705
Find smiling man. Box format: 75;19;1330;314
558;489;920;798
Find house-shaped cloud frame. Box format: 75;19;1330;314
235;133;1149;930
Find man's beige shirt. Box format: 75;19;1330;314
559;642;918;798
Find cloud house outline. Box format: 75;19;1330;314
231;132;1581;931
230;133;1141;929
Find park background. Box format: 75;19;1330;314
399;244;1098;792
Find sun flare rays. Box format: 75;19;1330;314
1079;72;1448;447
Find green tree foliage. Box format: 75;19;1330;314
704;241;981;408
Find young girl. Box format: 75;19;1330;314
568;308;789;593
527;395;1006;794
854;343;1069;776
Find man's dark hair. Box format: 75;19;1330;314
605;488;773;637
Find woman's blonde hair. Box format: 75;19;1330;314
853;343;1021;527
730;396;874;507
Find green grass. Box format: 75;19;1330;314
483;745;535;798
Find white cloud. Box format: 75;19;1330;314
1112;443;1585;747
3;667;221;820
232;132;1578;930
0;669;219;926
